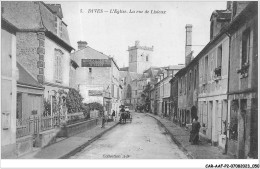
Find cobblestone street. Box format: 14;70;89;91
70;112;188;159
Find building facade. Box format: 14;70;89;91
2;1;74;157
175;25;199;127
198;29;230;148
1;18;18;159
128;41;153;74
169;76;178;122
226;2;258;159
71;41;121;115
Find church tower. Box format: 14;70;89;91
128;41;153;74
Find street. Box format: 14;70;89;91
70;112;188;159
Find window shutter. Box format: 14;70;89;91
54;52;58;80
59;55;62;81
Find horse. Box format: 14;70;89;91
120;112;126;124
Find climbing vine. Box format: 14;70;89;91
66;88;84;114
43;99;51;116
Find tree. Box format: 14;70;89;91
66;88;84;114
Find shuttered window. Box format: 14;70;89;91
54;49;63;83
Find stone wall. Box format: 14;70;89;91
57;118;100;137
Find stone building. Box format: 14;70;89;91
120;71;142;109
175;24;199;127
148;65;183;116
1;17;18;159
161;65;184;118
71;41;121;115
226;2;258;159
197;7;231;148
128;41;153;74
120;41;154;108
2;1;74;156
169;76;178;122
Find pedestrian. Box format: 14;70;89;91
189;116;201;145
112;110;115;121
104;110;108;124
119;106;125;123
101;112;105;128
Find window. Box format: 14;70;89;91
146;55;149;61
16;93;22;119
230;100;238;140
189;71;192;91
89;68;92;73
217;45;222;68
117;87;119;99
55;16;63;38
54;49;63;83
194;68;196;89
242;28;250;67
111;84;114;97
59;21;63;38
204;56;208;82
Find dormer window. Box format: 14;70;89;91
54;16;62;38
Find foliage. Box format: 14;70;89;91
43;99;51;116
52;89;68;116
82;102;104;118
66;88;84;114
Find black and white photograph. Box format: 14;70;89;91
1;0;259;168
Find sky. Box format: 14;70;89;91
50;1;227;68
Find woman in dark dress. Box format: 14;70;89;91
189;116;201;145
112;110;115;121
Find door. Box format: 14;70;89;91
238;99;247;158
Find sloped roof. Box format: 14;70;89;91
46;4;63;19
120;67;129;71
210;10;231;21
129;72;143;80
17;62;44;89
2;1;72;50
166;65;185;70
72;46;110;61
143;67;164;78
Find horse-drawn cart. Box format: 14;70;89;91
119;112;132;124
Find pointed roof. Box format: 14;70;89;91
17;62;44;89
2;1;73;51
46;4;63;19
71;46;111;65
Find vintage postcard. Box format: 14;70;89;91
1;0;259;168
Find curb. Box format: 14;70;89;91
59;122;120;159
146;113;195;159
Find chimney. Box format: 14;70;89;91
77;41;88;50
185;24;192;66
135;40;140;46
227;1;232;11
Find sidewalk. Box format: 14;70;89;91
19;121;119;159
146;113;233;159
